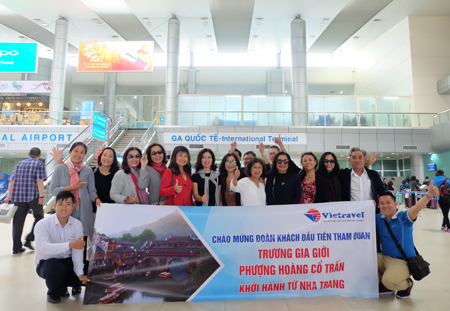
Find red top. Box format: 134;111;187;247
159;169;194;206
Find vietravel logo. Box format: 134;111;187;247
304;208;366;223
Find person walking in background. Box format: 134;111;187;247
5;147;47;254
110;147;149;204
387;178;397;191
142;143;168;205
218;153;242;206
159;146;194;206
192;148;219;206
433;170;450;232
410;176;420;205
383;178;388;191
265;152;302;205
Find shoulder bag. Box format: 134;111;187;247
383;220;430;280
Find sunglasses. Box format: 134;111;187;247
276;159;290;164
151;150;163;156
127;154;141;159
324;159;336;164
225;160;236;165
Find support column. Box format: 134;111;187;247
411;154;425;182
187;50;196;94
165;15;180;125
291;15;308;126
105;73;117;119
49;17;69;123
138;96;144;121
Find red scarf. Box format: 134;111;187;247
152;162;167;176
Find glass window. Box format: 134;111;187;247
383;170;397;177
371;161;382;171
404;157;411;170
383;160;397;170
398;159;404;170
226;96;241;112
194;96;209;112
179;96;194;111
308;96;325;112
243;96;259;125
338;159;349;169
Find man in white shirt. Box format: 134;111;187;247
34;191;90;304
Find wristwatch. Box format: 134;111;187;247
425;194;433;200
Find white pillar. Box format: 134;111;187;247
138;96;144;120
291;15;308;126
187;50;196;94
411;154;425;182
105;73;117;119
165;15;180;125
49;17;69;123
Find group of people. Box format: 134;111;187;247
5;138;448;303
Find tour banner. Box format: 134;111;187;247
84;201;378;305
78;41;154;72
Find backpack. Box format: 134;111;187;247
439;178;450;205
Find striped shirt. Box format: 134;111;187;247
9;157;47;202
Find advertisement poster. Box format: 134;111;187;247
78;41;154;72
0;81;51;93
84;201;377;305
0;43;38;73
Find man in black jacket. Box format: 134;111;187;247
341;147;385;213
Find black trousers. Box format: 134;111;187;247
36;258;82;298
12;198;43;252
439;198;450;228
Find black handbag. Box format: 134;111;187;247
383;220;430;280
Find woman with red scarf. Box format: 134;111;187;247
110;147;149;204
139;143;168;204
50;142;100;237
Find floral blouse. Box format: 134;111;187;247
300;178;316;204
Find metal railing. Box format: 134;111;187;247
123;117;157;153
155;111;438;128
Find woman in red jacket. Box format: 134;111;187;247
159;146;194;206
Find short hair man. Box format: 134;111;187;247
341;147;385;210
422;176;430;186
5;147;47;254
34;191;90;303
383;178;388;190
387;178;397;191
377;182;438;298
243;151;256;171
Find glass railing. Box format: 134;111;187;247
0;110;111;126
155;111;437;128
123;117;157;153
433;109;450;125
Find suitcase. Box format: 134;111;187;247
430;197;438;209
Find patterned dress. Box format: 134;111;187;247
300;178;316;204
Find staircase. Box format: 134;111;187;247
114;129;148;155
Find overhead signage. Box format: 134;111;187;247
0;81;51;93
0;43;38;73
0;95;44;102
93;113;107;129
164;132;307;145
84;201;377;305
0;132;73;143
78;41;154;72
92;126;107;141
81;101;95;119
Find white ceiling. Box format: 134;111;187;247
1;0;450;60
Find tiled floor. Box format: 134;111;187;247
1;207;449;311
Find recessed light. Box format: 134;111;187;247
310;35;316;38
210;49;215;51
387;157;390;159
142;17;150;21
100;102;103;105
340;91;343;94
155;35;162;38
256;17;264;21
92;18;103;25
373;19;382;22
18;36;25;39
201;17;208;20
206;35;212;38
112;35;119;38
353;36;360;39
203;21;208;25
256;22;261;25
392;153;395;154
134;96;137;99
253;35;259;38
322;18;330;21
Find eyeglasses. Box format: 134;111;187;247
151;150;163;156
225;160;236;165
276;159;290;164
127;154;141;159
324;159;336;164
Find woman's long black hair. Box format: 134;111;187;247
316;152;340;176
267;151;292;177
96;147;119;173
122;147;142;174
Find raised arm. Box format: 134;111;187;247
274;134;287;153
258;141;270;165
408;181;439;221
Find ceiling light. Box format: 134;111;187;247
146;22;152;25
155;35;162;38
256;17;264;21
27;103;30;106
256;22;261;26
201;17;208;20
322;18;330;21
310;35;316;38
203;21;208;25
210;49;215;51
206;35;212;38
76;107;78;110
373;19;382;22
353;36;360;39
100;102;103;105
142;17;150;21
18;36;25;39
92;18;103;25
39;102;42;106
253;35;259;38
134;96;137;98
392;153;395;154
112;35;119;38
340;91;343;94
17;103;20;106
387;157;390;159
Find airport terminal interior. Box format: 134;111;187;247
1;0;450;310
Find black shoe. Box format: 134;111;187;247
72;287;82;295
47;295;61;304
379;283;394;295
396;279;414;298
24;241;34;250
58;287;70;297
12;248;26;254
